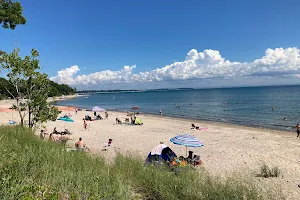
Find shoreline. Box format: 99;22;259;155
0;94;80;110
53;101;297;134
112;110;296;137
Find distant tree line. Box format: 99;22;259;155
48;81;77;97
0;77;76;100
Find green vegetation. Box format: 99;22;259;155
258;164;281;178
0;49;62;128
0;126;284;200
49;80;77;97
0;0;26;29
0;78;76;100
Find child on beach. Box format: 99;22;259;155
105;111;108;119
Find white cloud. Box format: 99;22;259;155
50;65;80;84
50;47;300;88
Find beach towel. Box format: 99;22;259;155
192;128;208;131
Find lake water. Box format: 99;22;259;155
55;85;300;131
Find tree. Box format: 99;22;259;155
0;48;60;128
0;0;26;29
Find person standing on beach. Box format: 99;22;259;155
296;124;300;137
105;111;108;119
159;110;162;116
83;119;87;130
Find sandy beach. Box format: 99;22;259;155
0;99;299;199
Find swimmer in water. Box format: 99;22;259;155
272;106;274;110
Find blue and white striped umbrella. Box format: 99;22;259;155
170;134;204;148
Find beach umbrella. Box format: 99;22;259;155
57;117;74;128
170;134;204;156
92;106;106;112
131;106;140;110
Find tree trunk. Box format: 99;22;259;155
18;111;24;126
16;99;23;126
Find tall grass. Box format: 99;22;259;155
258;164;281;178
0;126;284;199
0;126;132;199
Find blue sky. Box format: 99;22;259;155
1;0;300;89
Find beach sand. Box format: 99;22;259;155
0;99;299;199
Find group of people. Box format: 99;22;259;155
93;111;109;119
147;142;202;170
126;112;137;124
39;127;89;152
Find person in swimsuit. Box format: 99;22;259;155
75;137;86;150
296;124;300;138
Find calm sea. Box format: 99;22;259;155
55;85;300;131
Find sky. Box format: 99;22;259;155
1;0;300;90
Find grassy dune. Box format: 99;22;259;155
0;126;284;199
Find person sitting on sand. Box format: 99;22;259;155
191;123;199;129
9;120;16;125
130;115;136;124
49;133;55;141
53;127;59;134
191;155;202;166
40;130;46;139
116;118;122;124
75;137;86;150
102;139;113;151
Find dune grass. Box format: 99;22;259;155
0;126;284;199
258;164;281;178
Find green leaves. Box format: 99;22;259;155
0;48;60;128
0;0;26;29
